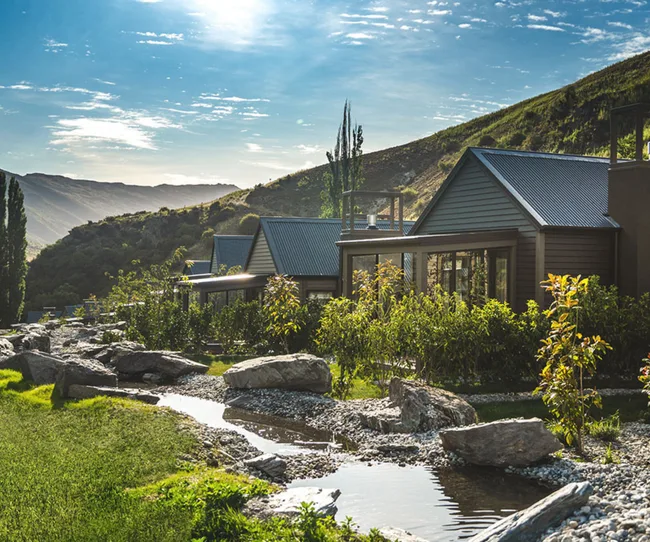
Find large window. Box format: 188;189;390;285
427;249;509;303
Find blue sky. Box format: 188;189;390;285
0;0;648;188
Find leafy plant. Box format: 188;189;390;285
640;354;650;408
101;330;123;344
587;411;621;442
263;275;302;354
602;443;620;465
535;274;612;454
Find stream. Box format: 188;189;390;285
158;394;551;541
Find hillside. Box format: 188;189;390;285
25;51;650;312
1;170;239;257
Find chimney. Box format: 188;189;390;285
608;103;650;297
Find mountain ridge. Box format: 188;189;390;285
24;50;650;311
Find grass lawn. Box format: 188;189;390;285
0;369;383;542
188;353;251;376
328;364;384;400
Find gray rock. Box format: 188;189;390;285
54;359;118;397
378;527;429;541
66;384;160;404
243;487;340;520
22;333;51;354
223;353;332;394
359;378;477;433
115;350;208;379
244;453;287;479
469;482;593;542
0;338;14;357
0;351;66;384
142;373;165;385
3;334;25;348
439;418;562;467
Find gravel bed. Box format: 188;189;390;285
462;388;643;405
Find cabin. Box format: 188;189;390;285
182;104;650;311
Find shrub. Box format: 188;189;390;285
535;274;612;454
525;134;544;151
587;412;621;442
101;330;123;344
508;132;526;147
238;213;260;235
640;354;650;407
263;275;302;354
478;134;496;147
214;300;265;355
602;443;620;465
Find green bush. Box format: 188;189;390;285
238;213;260;235
101;330;123;344
587;412;621;442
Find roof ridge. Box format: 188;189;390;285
470;146;611;162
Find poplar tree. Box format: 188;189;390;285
0;172;8;327
323;100;364;218
7;177;27;324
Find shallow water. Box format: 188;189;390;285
159;393;551;541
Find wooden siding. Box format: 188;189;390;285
544;230;615;284
415;155;538;311
246;231;276;275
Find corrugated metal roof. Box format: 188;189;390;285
260;217;415;277
183;260;211;276
211;235;254;273
472;148;616;228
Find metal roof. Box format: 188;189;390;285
183;260;211;276
259;217;415;277
211;235;254;274
471;148;617;229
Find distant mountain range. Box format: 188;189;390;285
0;170;239;257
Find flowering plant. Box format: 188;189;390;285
640;355;650;406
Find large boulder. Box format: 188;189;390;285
243;487;340;520
22;333;51;354
359;378;477;433
469;482;593;542
439;418;562;467
67;384;159;404
223;353;332;393
244;453;287;479
54;359;118;397
0;338;14;358
114;350;208;380
0;351;67;385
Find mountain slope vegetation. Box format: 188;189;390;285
25;51;650;311
2;170;238;257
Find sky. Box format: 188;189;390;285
0;0;648;188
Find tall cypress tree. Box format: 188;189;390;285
0;172;8;327
7;177;27;325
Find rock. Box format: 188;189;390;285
66;384;159;404
378;527;429;541
114;351;208;380
22;333;51;354
3;334;25;348
439;418;562;467
223;353;332;394
359;378;477;433
142;373;165;385
0;351;66;384
0;338;14;358
244;453;287;479
54;359;118;397
243;487;341;520
469;482;593;542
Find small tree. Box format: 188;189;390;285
263;275;302;354
535;274;611;454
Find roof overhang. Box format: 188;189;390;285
338;229;519;251
176;273;268;292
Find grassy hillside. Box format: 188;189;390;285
25;51;650;312
1;170;239;258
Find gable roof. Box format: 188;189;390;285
248;217;415;277
411;147;619;234
210;235;254;274
183;260;211;276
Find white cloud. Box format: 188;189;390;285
44;39;68;48
345;32;376;39
295;144;322;154
137;40;174;45
527;14;547;22
543;9;566;18
163;173;231;185
608;35;650;60
340;13;388;19
241;111;269;118
51;118;159;150
527;24;565;32
134;31;184;40
608;21;634;29
246;143;263;152
428;9;452;15
458;23;472;28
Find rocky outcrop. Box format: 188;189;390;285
358;378;477;433
22;333;51;354
469;482;593;542
67;384;159;404
0;351;67;385
54;359;118;397
378;527;429;542
223;353;332;394
0;338;14;358
94;341;146;364
244;453;287;479
243;487;340;520
114;350;208;380
439;418;562;467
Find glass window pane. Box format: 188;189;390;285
404;253;417;286
456;252;471;301
495;253;508;302
379;253;402;267
352;255;377;276
427;252;454;294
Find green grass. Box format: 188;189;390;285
187;353;251;376
0;370;385;542
329;364;384;400
474;393;648;423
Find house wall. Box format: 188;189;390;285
246;230;276;275
298;278;339;299
414;155;538;311
544;230;615;284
